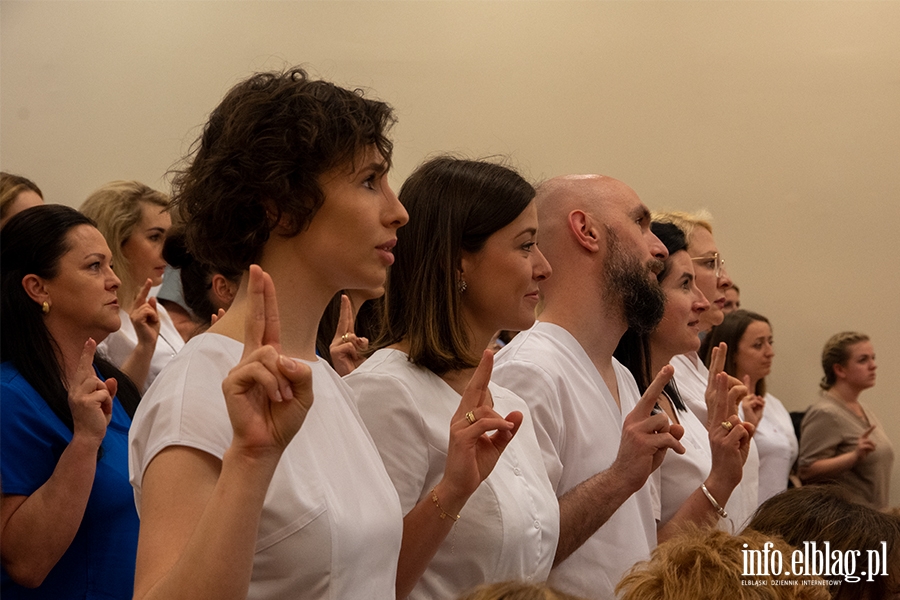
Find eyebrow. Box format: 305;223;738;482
630;205;651;221
516;227;538;238
360;160;389;176
83;252;106;261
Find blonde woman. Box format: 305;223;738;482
81;181;183;391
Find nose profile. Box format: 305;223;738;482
534;246;552;282
647;230;668;261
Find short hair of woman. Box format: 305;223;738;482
819;331;870;391
457;581;588;600
170;67;396;275
80;180;169;298
651;209;713;248
377;156;535;374
747;485;900;600
0;205;139;429
616;526;831;600
0;171;43;220
700;309;771;396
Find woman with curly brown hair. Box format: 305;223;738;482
128;68;433;600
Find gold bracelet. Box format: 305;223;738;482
430;487;460;521
701;483;728;519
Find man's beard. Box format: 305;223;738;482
603;230;666;335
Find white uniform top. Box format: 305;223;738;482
670;352;760;531
344;349;559;600
98;302;185;392
129;333;403;600
493;322;659;600
658;402;713;525
754;393;799;506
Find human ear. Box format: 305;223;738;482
21;274;49;306
568;210;601;252
211;274;238;307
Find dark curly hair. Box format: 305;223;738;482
171;67;396;273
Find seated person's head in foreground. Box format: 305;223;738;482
746;485;900;600
616;526;830;600
457;581;587;600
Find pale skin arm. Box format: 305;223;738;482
554;366;685;566
657;373;755;543
133;266;313;600
118;279;160;390
395;350;522;599
798;424;876;482
1;339;114;587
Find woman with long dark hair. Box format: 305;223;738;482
1;204;141;598
345;157;558;599
614;221;753;537
701;310;798;506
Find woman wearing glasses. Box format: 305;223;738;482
651;211;759;530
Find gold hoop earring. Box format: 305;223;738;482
42;301;50;314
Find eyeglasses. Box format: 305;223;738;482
691;252;725;278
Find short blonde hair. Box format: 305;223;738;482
457;581;587;600
616;527;830;600
652;210;713;251
80;180;169;299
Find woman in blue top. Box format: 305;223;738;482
1;204;141;599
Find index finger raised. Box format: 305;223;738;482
707;342;727;388
332;294;353;344
243;265;280;354
460;349;494;411
75;338;98;385
634;365;674;417
135;278;153;307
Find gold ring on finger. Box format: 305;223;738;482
721;420;734;432
341;333;351;344
465;410;477;425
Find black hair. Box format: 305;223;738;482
1;205;140;431
614;221;688;410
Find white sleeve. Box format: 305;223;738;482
493;360;565;494
347;371;431;515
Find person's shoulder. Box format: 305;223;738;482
1;361;23;385
345;348;431;391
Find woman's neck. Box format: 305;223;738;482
117;282;139;313
826;382;862;405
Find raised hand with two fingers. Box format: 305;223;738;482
68;338;116;445
438;350;523;508
222;265;314;457
707;371;756;494
611;365;686;494
329;294;369;377
131;278;161;347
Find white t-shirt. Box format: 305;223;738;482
493;322;659;600
754;393;799;506
98;302;185;392
129;333;403;600
670;352;760;531
344;348;559;600
658;402;713;525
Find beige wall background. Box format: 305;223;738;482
3;0;898;506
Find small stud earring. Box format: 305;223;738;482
42;301;50;314
457;280;467;294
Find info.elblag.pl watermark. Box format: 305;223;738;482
741;541;890;585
